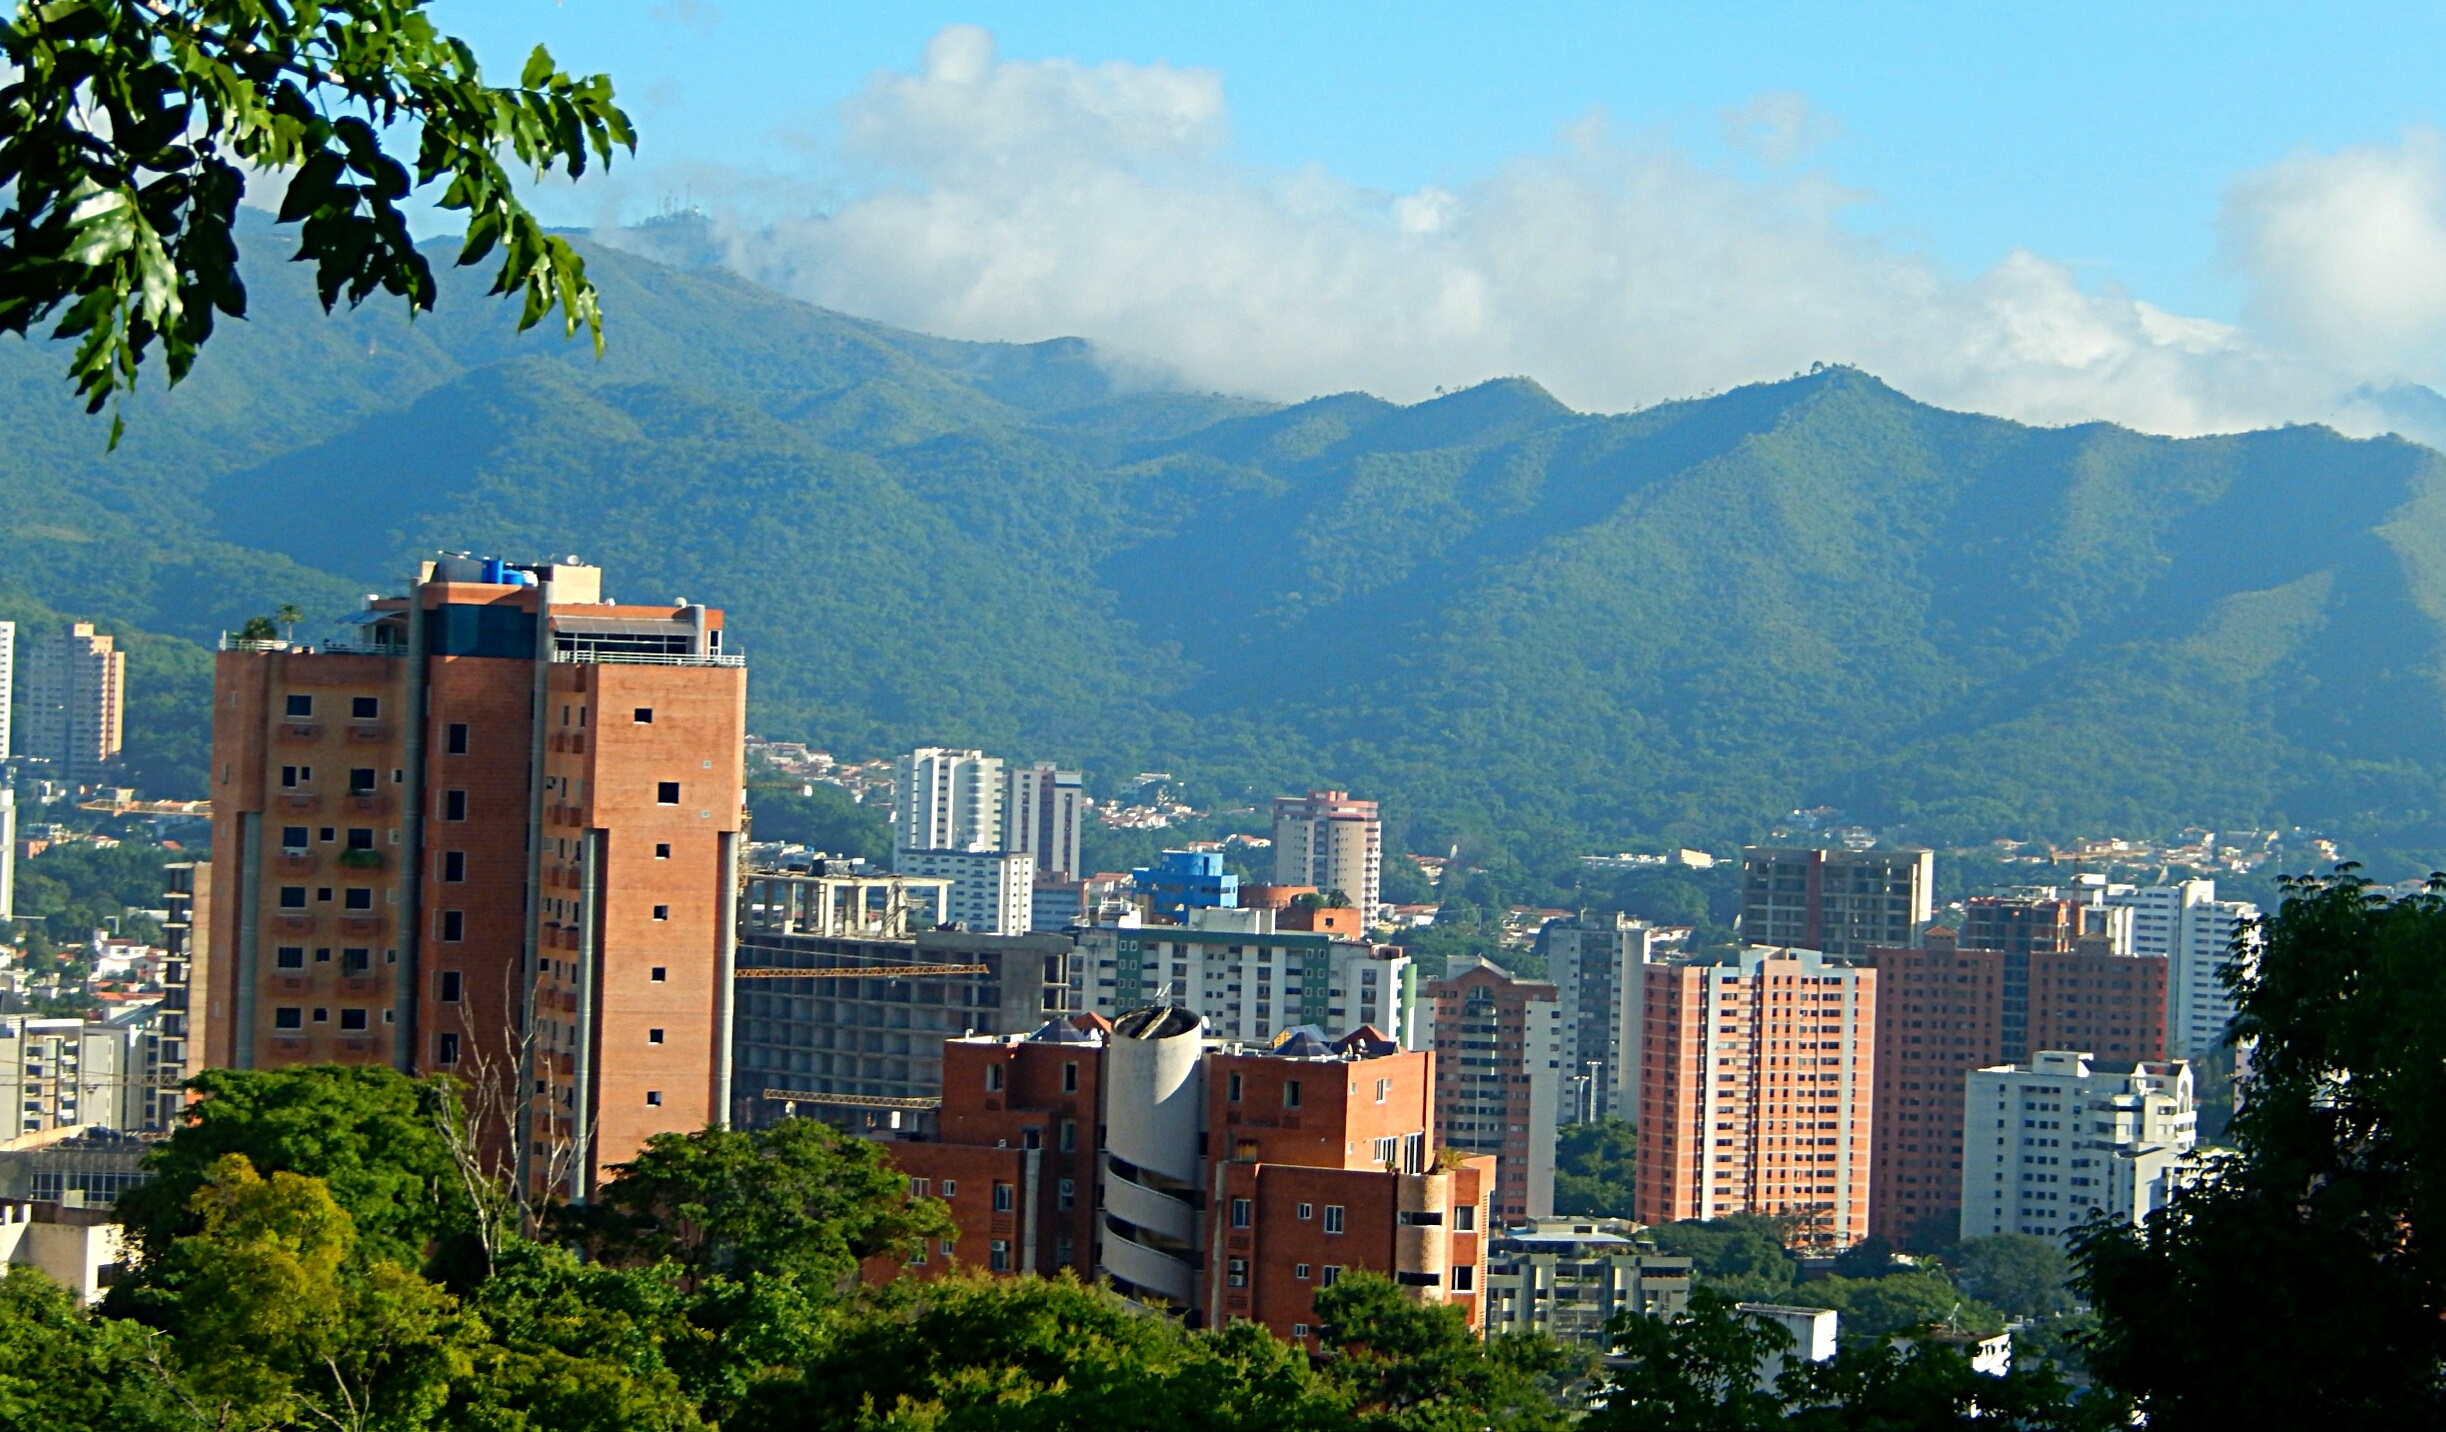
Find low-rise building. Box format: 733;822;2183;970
1133;849;1239;922
1740;1303;1839;1390
1480;1217;1692;1346
1959;1050;2196;1246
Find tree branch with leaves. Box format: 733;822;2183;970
0;0;633;443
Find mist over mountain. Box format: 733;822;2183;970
7;223;2446;869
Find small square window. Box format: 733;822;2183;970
1322;1265;1342;1287
656;781;680;804
1297;1202;1313;1220
445;723;469;755
650;966;667;982
645;1091;662;1106
655;842;671;859
1292;1323;1310;1338
652;905;669;921
1323;1205;1345;1234
941;1180;956;1198
351;696;379;719
319;827;335;842
648;1028;665;1044
993;1183;1014;1213
634;707;654;724
339;1008;368;1031
278;886;307;909
273;1007;303;1030
1231;1198;1252;1228
275;946;305;970
1296;1263;1312;1279
314;947;332;963
285;694;313;717
344;889;372;910
281;765;304;788
316;887;333;903
311;1007;329;1023
346;827;374;849
349;768;376;794
281;826;309;851
989;1240;1011;1272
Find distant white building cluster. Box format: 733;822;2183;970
889;747;1090;934
1959;1050;2197;1246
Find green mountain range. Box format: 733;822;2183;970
7;220;2446;869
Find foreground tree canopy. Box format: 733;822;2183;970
0;0;630;439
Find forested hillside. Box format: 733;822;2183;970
7;216;2446;870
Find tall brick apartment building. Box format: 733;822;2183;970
206;557;745;1195
1636;946;1878;1248
1868;919;2167;1243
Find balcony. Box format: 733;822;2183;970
273;974;311;994
340;914;385;936
336;848;385;872
278;722;321;743
278;792;322;813
277;852;318;875
274;914;315;934
346;722;392;745
343;793;389;816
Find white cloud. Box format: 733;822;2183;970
1720;90;1841;167
2225;127;2446;370
640;27;2440;437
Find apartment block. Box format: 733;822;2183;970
148;860;210;1129
896;847;1034;934
893;748;1004;854
1868;925;2167;1242
206;556;745;1196
1637;946;1877;1248
1545;914;1682;1122
1960;1051;2196;1247
1067;908;1408;1044
1425;960;1561;1221
1737;847;1932;957
0;789;13;924
730;867;1073;1133
0;1017;147;1134
866;1020;1105;1280
1481;1218;1693;1347
2101;880;2257;1062
23;622;124;785
1272;790;1383;917
1003;762;1086;883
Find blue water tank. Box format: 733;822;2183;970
480;557;506;584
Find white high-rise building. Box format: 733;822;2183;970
0;788;14;923
1272;789;1382;917
1004;762;1086;882
0;1015;151;1135
1545;915;1684;1123
894;848;1034;934
1960;1050;2196;1247
2100;880;2258;1061
0;619;14;760
893;748;1004;856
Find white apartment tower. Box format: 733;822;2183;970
893;747;1005;854
23;622;123;785
1004;762;1087;882
1545;914;1682;1123
1068;908;1410;1045
1960;1051;2196;1247
0;619;14;760
2102;881;2258;1061
1272;789;1383;916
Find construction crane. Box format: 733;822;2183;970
734;963;988;980
760;1089;939;1111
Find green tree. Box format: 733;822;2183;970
1552;1117;1637;1219
152;1154;483;1432
1810;1270;2001;1342
452;1240;706;1432
1311;1270;1586;1430
1949;1234;2073;1319
114;1065;467;1273
1649;1214;1800;1296
743;773;891;861
562;1119;950;1290
0;1266;185;1432
2076;873;2446;1425
1777;1337;2115;1431
732;1270;1333;1432
1582;1287;1791;1431
1;0;630;439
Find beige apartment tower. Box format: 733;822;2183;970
24;622;124;785
1272;789;1383;917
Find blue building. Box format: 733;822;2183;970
1132;849;1239;920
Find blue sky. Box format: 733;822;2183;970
415;3;2446;431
